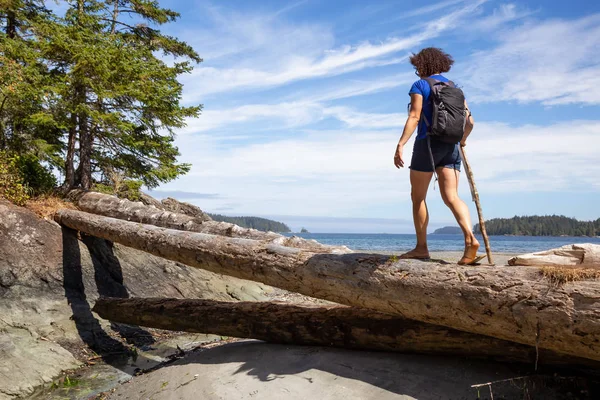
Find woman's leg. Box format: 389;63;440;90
400;169;433;259
437;167;480;263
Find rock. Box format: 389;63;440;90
0;200;270;399
508;244;600;267
139;192;165;210
160;197;212;221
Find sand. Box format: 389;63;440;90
106;341;585;400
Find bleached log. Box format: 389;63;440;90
69;190;349;253
55;209;600;361
508;244;600;268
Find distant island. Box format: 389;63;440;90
207;214;291;233
475;215;599;237
432;226;462;234
300;227;309;233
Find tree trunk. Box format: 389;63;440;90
62;113;77;191
93;297;599;369
54;209;600;362
69;190;349;253
6;10;16;39
79;117;92;190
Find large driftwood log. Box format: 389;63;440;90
55;209;600;361
93;298;599;368
509;244;600;268
69;190;349;253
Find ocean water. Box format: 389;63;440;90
283;233;600;254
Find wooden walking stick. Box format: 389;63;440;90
459;145;493;265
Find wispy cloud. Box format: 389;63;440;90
467;3;535;32
461;14;600;105
162;118;600;220
181;0;487;102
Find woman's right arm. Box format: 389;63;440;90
394;93;423;168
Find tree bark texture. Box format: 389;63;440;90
79;116;92;190
93;297;599;368
55;209;600;361
62;113;77;191
69;190;349;253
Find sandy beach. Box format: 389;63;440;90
375;250;517;266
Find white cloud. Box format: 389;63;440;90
179;100;406;134
467;3;535;32
181;0;487;101
164;117;600;219
461;14;600;105
180;102;325;133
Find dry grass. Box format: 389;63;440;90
541;266;600;285
25;195;77;219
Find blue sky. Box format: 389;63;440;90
142;0;600;233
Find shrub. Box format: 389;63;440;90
116;179;143;201
92;182;116;195
11;154;57;196
0;151;30;206
92;179;142;201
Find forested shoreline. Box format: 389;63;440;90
207;213;291;233
475;215;600;237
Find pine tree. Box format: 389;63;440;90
0;0;62;163
52;0;202;190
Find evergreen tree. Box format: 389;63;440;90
52;0;202;190
0;0;62;164
2;0;202;193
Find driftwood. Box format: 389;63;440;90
54;209;600;361
93;297;599;368
69;190;349;253
459;146;493;265
509;244;600;268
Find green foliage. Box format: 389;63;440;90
1;0;201;191
11;153;56;195
208;213;291;233
92;182;115;195
116;179;143;201
93;179;142;201
475;215;599;237
0;151;29;205
63;375;79;388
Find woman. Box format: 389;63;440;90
393;47;482;265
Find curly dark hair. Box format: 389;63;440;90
409;47;454;78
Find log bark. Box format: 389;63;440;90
55;209;600;361
508;244;600;268
93;297;599;368
69;190;349;253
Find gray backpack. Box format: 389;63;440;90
422;78;467;144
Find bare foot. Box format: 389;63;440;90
458;239;480;265
399;248;430;260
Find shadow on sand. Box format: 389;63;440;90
138;341;598;400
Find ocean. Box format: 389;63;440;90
283;233;600;254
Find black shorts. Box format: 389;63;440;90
409;137;462;172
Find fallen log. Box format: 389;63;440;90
55;209;600;361
69;190;349;253
509;244;600;268
93;297;600;368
